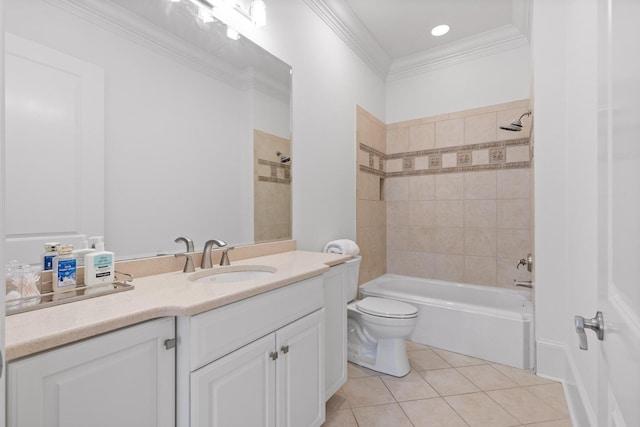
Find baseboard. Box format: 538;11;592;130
535;339;597;426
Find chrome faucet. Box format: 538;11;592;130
201;239;227;269
175;236;194;253
513;280;533;288
175;253;195;273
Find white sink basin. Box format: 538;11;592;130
188;265;276;283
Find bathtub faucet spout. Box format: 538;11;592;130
513;280;533;288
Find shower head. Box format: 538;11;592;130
276;151;290;163
500;111;532;132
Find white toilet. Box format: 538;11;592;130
344;257;418;377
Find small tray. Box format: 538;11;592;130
6;281;134;316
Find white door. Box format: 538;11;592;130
1;1;6;424
276;309;325;427
595;0;640;425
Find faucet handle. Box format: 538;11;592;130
175;253;195;273
220;246;235;266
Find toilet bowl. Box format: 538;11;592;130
346;296;418;377
343;257;419;377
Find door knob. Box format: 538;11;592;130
574;311;604;350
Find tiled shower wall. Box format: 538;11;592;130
356;101;533;287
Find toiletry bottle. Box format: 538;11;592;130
42;242;60;271
84;236;115;286
52;245;77;291
72;236;94;267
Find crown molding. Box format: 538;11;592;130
305;0;531;82
387;25;529;81
303;0;392;79
43;0;247;89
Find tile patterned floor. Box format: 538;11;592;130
323;341;573;427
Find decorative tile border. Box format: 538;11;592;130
359;138;530;177
257;159;291;184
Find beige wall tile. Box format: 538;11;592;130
465;228;497;256
385;178;408;201
433;254;465;281
498;168;530;199
358;149;371;167
434;227;464;254
387;200;409;225
358;172;380;201
497;228;531;259
464;200;497;228
387;250;435;278
357;199;386;227
409;123;435;151
409;200;436;227
407;227;437;252
387;126;409;154
442;152;457;168
415;156;430;170
435;173;463;200
356;226;386;285
472;149;489;165
386;158;403;173
464;171;497;199
435;201;464;227
435;118;464;148
409;175;435;200
464;256;497;286
465;112;497;145
387;225;409;250
507;145;530;162
497;199;530;228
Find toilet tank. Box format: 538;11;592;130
343;256;361;302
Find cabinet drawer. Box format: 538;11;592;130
188;276;323;370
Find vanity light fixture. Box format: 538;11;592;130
226;26;240;40
198;8;215;23
187;0;267;33
431;24;450;37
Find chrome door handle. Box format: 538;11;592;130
574;311;604;350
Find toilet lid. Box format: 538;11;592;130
356;297;418;318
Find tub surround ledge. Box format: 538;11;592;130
5;249;350;361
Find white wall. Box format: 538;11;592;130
386;45;531;123
244;0;386;251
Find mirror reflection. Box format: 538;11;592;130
4;0;292;264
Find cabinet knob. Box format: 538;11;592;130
281;345;289;354
269;351;279;361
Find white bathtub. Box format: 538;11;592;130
360;274;534;369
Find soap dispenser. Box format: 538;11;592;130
84;236;115;286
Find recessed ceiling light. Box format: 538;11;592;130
431;24;450;37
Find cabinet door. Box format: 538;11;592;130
7;318;175;427
323;266;347;400
191;333;276;427
276;309;325;427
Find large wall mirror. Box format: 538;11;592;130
4;0;292;264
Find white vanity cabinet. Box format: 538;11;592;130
322;262;348;400
7;317;176;427
177;276;325;427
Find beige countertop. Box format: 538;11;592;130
5;250;350;361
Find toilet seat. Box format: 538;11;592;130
356;297;418;319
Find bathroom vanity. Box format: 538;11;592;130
5;250;352;427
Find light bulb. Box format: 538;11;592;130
226;26;240;40
431;24;450;37
198;8;214;23
250;0;266;27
